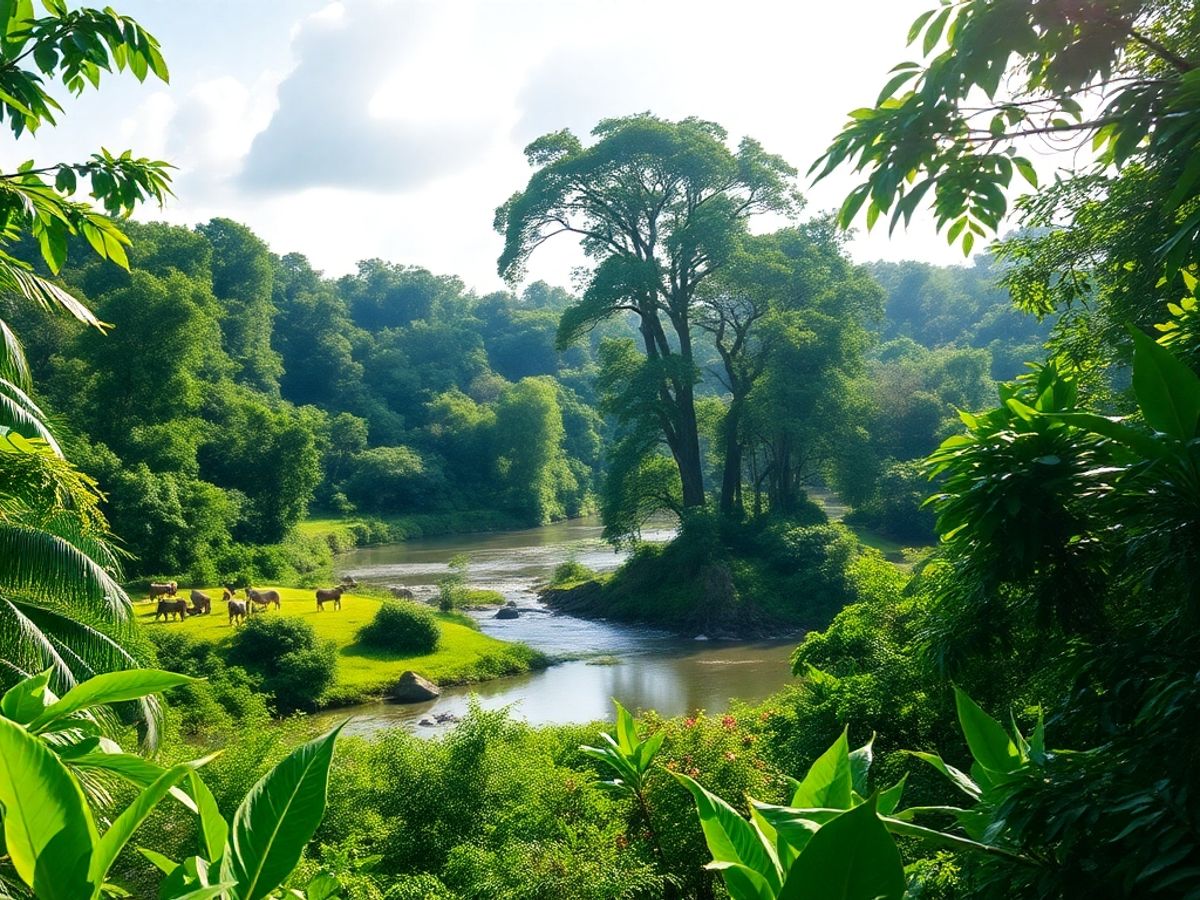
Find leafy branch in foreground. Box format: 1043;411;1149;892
814;0;1200;268
0;667;345;899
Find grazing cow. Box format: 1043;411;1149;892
227;598;247;626
316;586;344;611
149;581;178;600
155;599;188;621
189;589;211;616
389;587;415;600
246;587;281;611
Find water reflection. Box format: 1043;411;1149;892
331;516;798;737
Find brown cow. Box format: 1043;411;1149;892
189;589;211;616
155;598;188;621
316;586;343;611
149;581;178;600
246;587;281;611
227;598;247;626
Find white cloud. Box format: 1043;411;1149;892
105;0;993;290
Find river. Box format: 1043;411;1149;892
327;517;797;737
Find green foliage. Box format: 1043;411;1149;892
493;377;579;523
549;558;595;587
226;616;337;714
815;1;1200;263
498;114;801;510
356;602;440;656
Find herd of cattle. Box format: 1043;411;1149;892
149;575;358;626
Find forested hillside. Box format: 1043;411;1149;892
5;211;1048;580
4;221;612;582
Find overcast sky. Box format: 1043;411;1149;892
17;0;987;292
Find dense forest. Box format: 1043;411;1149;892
2;1;1198;899
5;219;1046;584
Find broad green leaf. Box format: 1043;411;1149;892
29;669;193;733
226;723;345;900
848;734;874;795
68;751;197;811
778;796;905;900
91;756;213;885
954;688;1021;774
907;751;981;800
1129;326;1200;439
881;814;1020;858
751;802;839;858
1;668;54;723
171;886;240;900
0;715;98;900
877;774;907;816
190;771;229;861
137;847;179;876
791;729;853;809
304;872;341;900
674;772;782;895
614;699;637;755
706;861;775;900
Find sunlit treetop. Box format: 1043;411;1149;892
814;0;1200;268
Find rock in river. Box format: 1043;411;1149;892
388;671;440;703
494;606;519;620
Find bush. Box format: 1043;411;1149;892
550;559;595;586
357;601;440;655
225;615;337;713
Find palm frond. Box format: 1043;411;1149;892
0;256;107;330
0;377;61;454
0;596;163;748
0;523;129;621
0;319;31;391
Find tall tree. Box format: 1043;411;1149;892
198;217;282;394
699;221;882;515
496;114;799;508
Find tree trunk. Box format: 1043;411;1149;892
675;378;706;507
719;396;745;517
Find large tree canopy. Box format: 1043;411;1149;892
496;114;800;507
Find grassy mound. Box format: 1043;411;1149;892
135;587;545;707
542;513;869;638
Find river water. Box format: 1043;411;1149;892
326;517;797;737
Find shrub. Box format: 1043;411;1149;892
358;601;440;655
550;558;595;585
225;614;337;712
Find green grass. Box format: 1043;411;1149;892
137;587;544;707
447;587;506;607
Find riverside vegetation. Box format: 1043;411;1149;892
2;1;1199;898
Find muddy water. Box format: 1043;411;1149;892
326;517;797;736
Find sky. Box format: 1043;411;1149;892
15;0;986;293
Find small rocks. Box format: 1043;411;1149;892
495;606;519;619
417;711;461;728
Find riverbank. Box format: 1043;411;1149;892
538;516;901;639
137;588;546;708
298;509;548;555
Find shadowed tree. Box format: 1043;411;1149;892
496;113;800;508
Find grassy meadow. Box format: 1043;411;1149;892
136;587;545;706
